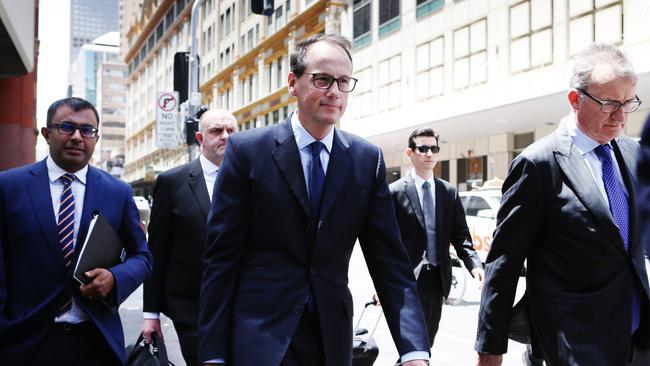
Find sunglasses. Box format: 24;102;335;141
413;145;440;154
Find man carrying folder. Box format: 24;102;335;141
0;97;152;365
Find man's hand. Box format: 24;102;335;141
141;318;163;343
471;267;486;288
79;268;115;300
402;360;428;366
372;293;381;306
476;353;503;366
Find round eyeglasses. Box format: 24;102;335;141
309;73;358;93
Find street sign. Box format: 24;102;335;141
156;91;180;149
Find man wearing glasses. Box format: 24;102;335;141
0;97;152;364
141;108;237;365
476;43;650;365
386;128;484;354
198;34;429;365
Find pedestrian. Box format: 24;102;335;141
0;97;152;365
388;127;484;350
198;33;429;366
475;43;650;365
141;108;237;365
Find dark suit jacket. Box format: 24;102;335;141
0;159;152;364
475;125;650;365
143;158;210;328
638;115;650;257
198;117;428;366
390;175;482;297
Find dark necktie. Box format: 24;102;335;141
57;173;76;315
422;181;438;265
594;143;640;333
309;141;325;222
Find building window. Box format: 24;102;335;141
378;55;401;111
379;0;400;38
275;5;285;29
569;0;622;55
453;18;487;89
353;0;371;48
416;36;444;100
247;28;254;51
225;8;231;35
510;0;553;73
267;13;274;36
277;57;283;89
416;0;444;19
352;67;373;118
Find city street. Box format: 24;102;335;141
121;244;526;366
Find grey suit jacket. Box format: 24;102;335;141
475;124;650;365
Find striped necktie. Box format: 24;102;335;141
57;173;76;315
594;144;640;334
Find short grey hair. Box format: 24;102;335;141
570;43;637;89
289;33;353;78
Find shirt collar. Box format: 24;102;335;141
566;112;611;155
290;111;334;153
199;153;220;175
46;156;88;184
410;169;434;187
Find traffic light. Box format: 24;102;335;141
251;0;274;16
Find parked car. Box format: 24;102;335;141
459;182;502;263
133;196;151;231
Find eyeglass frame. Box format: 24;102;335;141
49;121;99;138
576;88;642;114
412;145;441;154
308;73;358;93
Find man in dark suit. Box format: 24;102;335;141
389;127;483;349
198;34;429;366
0;97;152;365
638;115;650;257
475;43;650;366
141;108;237;365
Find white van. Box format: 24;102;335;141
459;182;502;262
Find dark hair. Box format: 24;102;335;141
408;128;439;149
289;33;353;78
46;97;100;127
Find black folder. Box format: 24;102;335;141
73;213;124;286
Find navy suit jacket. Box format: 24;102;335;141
639;115;650;257
144;158;210;327
476;126;650;365
390;175;482;298
198;117;428;365
0;159;152;364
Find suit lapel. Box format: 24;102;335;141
188;158;211;219
76;166;103;259
27;160;64;267
553;130;626;254
404;175;425;229
272;120;310;217
434;178;446;246
319;129;352;222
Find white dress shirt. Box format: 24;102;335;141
200;153;220;202
566;113;628;203
47;156;90;324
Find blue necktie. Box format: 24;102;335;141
594;144;640;333
57;173;76;315
422;181;438;265
309;141;325;222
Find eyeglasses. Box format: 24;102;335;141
413;145;440;154
309;73;358;93
577;88;642;114
50;122;99;138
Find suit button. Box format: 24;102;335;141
291;305;302;315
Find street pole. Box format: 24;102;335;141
187;0;203;162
